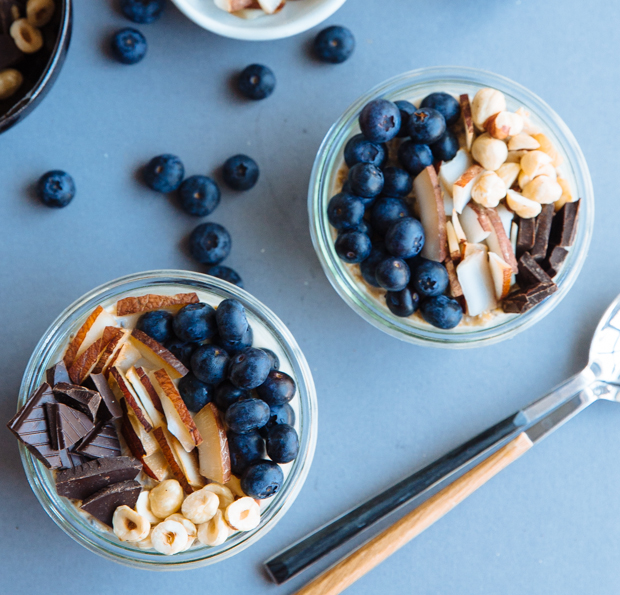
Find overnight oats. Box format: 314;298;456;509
310;68;593;347
10;272;316;567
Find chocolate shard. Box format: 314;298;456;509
516;217;536;258
531;204;555;262
84;373;122;421
55;456;142;500
59;449;90;470
502;282;558;314
7;384;65;469
46;361;71;388
551;199;581;248
517;252;554;288
80;480;142;527
46;402;95;451
544;246;569;278
75;422;121;459
53;383;101;421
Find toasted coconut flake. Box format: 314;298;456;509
194;403;231;485
153;426;194;494
116;293;199;317
129;329;188;380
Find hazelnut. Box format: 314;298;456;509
471;88;507;129
0;69;23;100
506;150;529;164
515;107;541;135
532;132;563;167
506;189;542;219
522;175;563;205
471;133;508;171
27;0;55;28
496;163;520;189
471;171;507;208
149;479;184;519
507;133;540;151
484;111;524;140
520;150;553;178
10;18;43;54
555;177;574;211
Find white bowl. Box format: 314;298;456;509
170;0;347;41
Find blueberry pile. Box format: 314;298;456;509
137;298;300;500
327;93;466;329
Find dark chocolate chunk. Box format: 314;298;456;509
544;246;569;278
517;252;554;288
59;449;90;470
55;456;142;500
551;199;581;248
46;361;71;387
53;383;101;421
502;282;558;314
516;217;536;258
80;480;141;527
46;402;95;451
84;374;122;421
75;422;121;459
531;204;555;262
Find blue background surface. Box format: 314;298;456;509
1;0;619;593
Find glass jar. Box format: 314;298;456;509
16;270;318;569
309;66;594;348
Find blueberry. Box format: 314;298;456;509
265;424;299;464
353;218;373;237
228;348;271;390
191;344;229;385
173;302;217;343
206;265;244;288
178;175;220;217
225;398;270;434
218;324;253;355
385;288;419;317
136;310;173;344
36;170;75;208
359;243;388;288
407;107;446;145
165;339;198;368
335;231;372;263
120;0;164;23
178;373;212;413
381;166;412;198
256;370;296;406
216;299;249;343
213;381;249;412
111;28;147;64
370;197;410;235
222;154;259;191
385;217;425;259
375;257;410;291
359;99;401;143
430;129;459;162
394;100;416;138
343;134;386;168
420;295;463;329
398;141;433;177
327;192;365;231
241;460;283;500
189;222;231;265
313;25;355;63
237;64;275;100
228;431;265;476
259;402;296;439
412;260;449;297
262;349;280;371
420;92;461;126
348;163;384;198
143;154;184;193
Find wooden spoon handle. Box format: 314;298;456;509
294;432;534;595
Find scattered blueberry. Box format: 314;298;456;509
313;25;355;63
36;170;75;208
165;339;198;369
385;287;420;317
190;344;229;385
359;99;401;143
385;217;425;259
213;381;249;412
343;134;386;168
420;92;461;126
412;260;449;297
228;431;265;477
348;163;384;198
394;100;416;138
222;154;259;191
120;0;164;23
143;154;184;193
335;231;372;263
327;192;365;231
178;373;211;413
178;175;220;217
265;424;299;464
225;398;270;434
407;107;446;145
173;302;217;343
398;141;433;177
430;129;459;162
237;64;275;100
262;349;280;371
256;370;296;406
241;460;283;500
370;196;410;235
228;348;271;390
381;166;412;198
111;28;147;64
216;299;249;344
189;222;231;265
218;324;253;355
360;243;388;288
206;265;244;288
420;295;463;329
136;310;173;344
375;257;410;291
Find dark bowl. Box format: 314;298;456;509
0;0;72;135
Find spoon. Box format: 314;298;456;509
265;294;620;587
